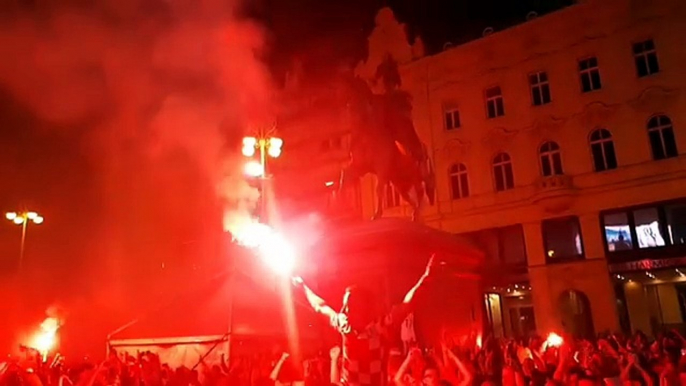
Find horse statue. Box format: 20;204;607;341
338;58;435;221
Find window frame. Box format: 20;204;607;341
529;71;552;106
539;141;563;177
589;128;618;172
599;198;686;263
492;152;514;192
578;56;602;93
485;86;505;119
542;216;586;263
632;38;660;78
449;163;470;200
647;114;678;160
444;107;461;131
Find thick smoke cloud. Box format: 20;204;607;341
0;0;271;354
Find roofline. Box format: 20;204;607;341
402;2;583;71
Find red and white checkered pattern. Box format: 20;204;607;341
332;313;389;386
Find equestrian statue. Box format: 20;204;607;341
338;55;435;222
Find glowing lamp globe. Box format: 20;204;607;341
243;161;264;177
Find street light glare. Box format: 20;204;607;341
13;217;24;225
6;212;17;221
33;216;44;225
244;160;265;177
268;147;282;158
27;212;37;220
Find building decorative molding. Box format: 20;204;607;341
576;101;620;128
530;175;577;214
629;86;681;113
481;126;519;150
527;115;566;138
439;138;471;160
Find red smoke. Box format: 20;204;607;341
0;0;273;356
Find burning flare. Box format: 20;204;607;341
225;215;296;276
28;317;60;361
545;332;563;348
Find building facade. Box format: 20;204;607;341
358;0;686;337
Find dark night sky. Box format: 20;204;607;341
255;0;574;73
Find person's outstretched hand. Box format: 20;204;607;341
292;276;304;287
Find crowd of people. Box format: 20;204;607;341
2;330;686;386
3;256;686;385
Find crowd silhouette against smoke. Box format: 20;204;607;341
0;0;273;355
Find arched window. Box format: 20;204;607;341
449;163;469;199
589;129;617;171
647;115;678;160
539;141;563;176
493;153;514;191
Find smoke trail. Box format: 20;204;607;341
0;0;271;352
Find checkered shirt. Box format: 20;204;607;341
332;313;389;386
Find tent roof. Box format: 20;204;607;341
315;218;483;270
108;265;320;342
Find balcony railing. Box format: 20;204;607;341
531;174;577;213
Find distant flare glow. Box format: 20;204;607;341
325;181;335;187
6;212;17;220
28;317;60;361
243;161;264;177
546;332;563;348
229;221;296;276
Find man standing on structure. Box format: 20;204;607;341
291;255;436;386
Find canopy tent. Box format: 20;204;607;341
107;259;322;368
301;218;485;346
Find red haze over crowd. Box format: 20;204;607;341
0;0;274;356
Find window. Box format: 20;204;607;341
529;71;551;105
383;184;401;209
665;203;686;246
579;57;602;92
449;163;469;199
542;217;584;260
463;225;527;266
603;212;633;251
485;86;505;118
633;207;666;249
633;39;660;77
648;115;678;160
493;153;514;191
589;129;617;171
444;108;461;130
539;141;563;176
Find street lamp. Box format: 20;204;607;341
5;211;44;270
242;135;283;219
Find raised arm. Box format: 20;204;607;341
292;277;337;320
391;255;436;321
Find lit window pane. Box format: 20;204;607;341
633;207;666;248
603;212;633;251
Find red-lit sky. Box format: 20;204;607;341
0;0;572;356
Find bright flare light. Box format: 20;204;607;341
545;332;563;348
243;161;265;177
230;221;296;276
28;317;60;361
